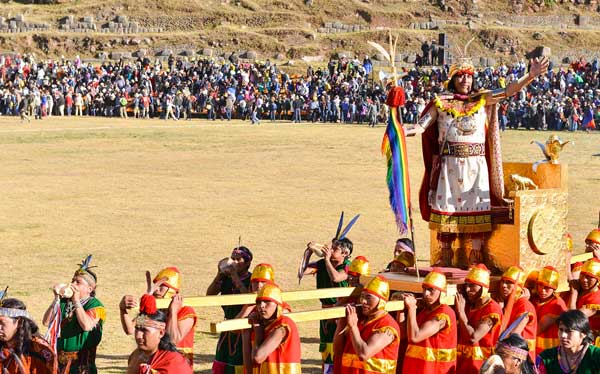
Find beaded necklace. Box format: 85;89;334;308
433;94;486;118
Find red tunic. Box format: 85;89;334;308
457;298;502;374
505;297;537;361
128;349;193;374
402;304;457;374
534;295;567;355
576;288;600;342
341;312;400;374
254;315;301;374
175;306;197;368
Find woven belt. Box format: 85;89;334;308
442;142;485;157
58;351;78;365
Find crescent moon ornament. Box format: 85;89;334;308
527;208;563;256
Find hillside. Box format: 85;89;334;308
1;0;600;70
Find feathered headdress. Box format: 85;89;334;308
0;286;8;307
444;38;476;89
74;254;97;286
333;211;360;241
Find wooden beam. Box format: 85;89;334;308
571;252;592;263
154;287;357;309
210;301;404;334
210;295;456;333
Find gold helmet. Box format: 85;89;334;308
348;256;370;277
256;283;284;317
465;264;491;298
580;259;600;281
586;229;600;246
537;266;559;290
525;270;539;291
153;267;181;298
363;276;390;310
251;263;275;284
423;269;447;293
393;252;415;268
501;266;527;288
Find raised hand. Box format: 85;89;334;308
529;56;549;78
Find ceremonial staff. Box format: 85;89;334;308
371;31;419;280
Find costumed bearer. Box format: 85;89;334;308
402;269;457;374
119;266;197;368
334;276;400;374
455;264;502;374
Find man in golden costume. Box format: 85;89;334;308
406;55;549;267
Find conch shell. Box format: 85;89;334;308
218;257;235;274
54;284;73;298
297;243;326;284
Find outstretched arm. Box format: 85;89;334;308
405;104;437;136
485;57;549;105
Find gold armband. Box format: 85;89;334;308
490;88;507;101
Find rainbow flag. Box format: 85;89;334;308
381;106;411;233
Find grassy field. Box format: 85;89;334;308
0;117;598;373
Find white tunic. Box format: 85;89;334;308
429;104;492;233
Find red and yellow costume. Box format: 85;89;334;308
152;267;197;367
500;266;537;360
340;276;400;374
534;266;567;355
576;259;600;345
253;284;301;374
457;265;502;374
403;270;457;374
254;315;301;374
0;336;57;374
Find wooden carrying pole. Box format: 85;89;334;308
154;287;357;309
210;294;456;333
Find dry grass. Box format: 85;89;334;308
0;116;598;373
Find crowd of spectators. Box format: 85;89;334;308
0;53;386;126
0;52;598;131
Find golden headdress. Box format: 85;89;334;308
363;276;390;310
153;267;181;298
537;266;559;290
348;256;370;277
443;38;476;90
501;266;527;288
393;252;415;268
586;229;600;246
423;269;447;293
465;264;491;298
251;263;275;284
256;283;288;317
581;259;600;281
